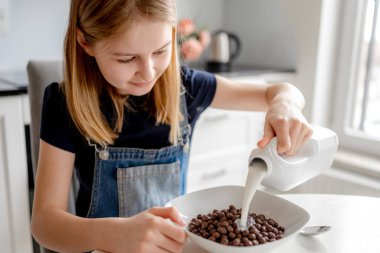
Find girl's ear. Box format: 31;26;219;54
76;28;95;56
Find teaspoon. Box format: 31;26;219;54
299;225;331;236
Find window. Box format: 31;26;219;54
354;0;380;137
333;0;380;158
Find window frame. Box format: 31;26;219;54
332;0;380;158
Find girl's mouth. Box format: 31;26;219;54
129;81;151;87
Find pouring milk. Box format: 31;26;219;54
239;125;338;229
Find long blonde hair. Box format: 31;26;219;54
63;0;181;145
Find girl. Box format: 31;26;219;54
31;0;312;252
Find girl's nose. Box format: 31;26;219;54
138;58;155;82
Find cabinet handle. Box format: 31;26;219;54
202;113;229;123
201;168;227;180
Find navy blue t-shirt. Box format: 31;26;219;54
40;66;217;216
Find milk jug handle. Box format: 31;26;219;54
249;137;316;169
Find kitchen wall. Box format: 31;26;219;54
178;0;297;70
1;0;226;72
224;0;297;70
177;0;226;32
179;0;339;127
0;0;69;72
1;0;302;76
0;0;338;126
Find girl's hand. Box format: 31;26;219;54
102;206;187;253
257;100;312;156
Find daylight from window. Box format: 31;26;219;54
354;0;380;138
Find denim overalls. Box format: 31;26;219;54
86;91;191;218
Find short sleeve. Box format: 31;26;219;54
40;83;77;153
181;66;217;124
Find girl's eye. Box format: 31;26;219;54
154;49;167;55
118;57;135;64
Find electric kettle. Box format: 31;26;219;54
206;30;241;73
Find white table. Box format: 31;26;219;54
93;194;380;253
185;194;380;253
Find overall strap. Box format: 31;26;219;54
178;85;191;147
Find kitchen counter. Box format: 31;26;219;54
0;82;27;96
0;70;28;96
188;63;296;81
91;193;380;253
181;193;380;253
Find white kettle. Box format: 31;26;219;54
206;31;241;73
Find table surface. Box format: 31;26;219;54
93;193;380;253
185;194;380;253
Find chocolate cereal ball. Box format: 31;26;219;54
188;205;285;247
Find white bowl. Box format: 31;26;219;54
166;185;310;253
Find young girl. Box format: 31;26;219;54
31;0;312;252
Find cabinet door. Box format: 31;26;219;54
0;124;13;253
188;108;265;192
187;152;248;193
0;96;33;253
190;109;255;159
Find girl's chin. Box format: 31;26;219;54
117;86;154;96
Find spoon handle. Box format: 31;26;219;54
300;225;331;236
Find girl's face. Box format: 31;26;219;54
88;17;173;96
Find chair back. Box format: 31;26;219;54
27;60;63;179
27;60;77;253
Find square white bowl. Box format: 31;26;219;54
166;185;310;253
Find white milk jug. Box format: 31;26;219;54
249;124;338;191
239;125;338;229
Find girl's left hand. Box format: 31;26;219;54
257;101;313;155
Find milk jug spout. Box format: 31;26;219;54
248;125;338;191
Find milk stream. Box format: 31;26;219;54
239;158;267;230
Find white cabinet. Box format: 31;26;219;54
187;108;266;192
187;75;268;193
0;95;33;253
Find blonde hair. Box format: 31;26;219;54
63;0;181;145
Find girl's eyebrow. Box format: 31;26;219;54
112;41;172;56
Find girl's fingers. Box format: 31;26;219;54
271;120;291;154
284;122;302;155
297;125;313;152
257;122;275;148
142;244;172;253
147;207;187;244
293;131;305;155
154;245;173;253
258;115;312;156
156;230;185;253
160;219;187;244
285;124;312;155
148;206;186;226
299;126;313;150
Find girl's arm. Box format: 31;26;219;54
210;75;311;156
31;140;186;253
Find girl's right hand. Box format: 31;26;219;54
101;206;187;253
